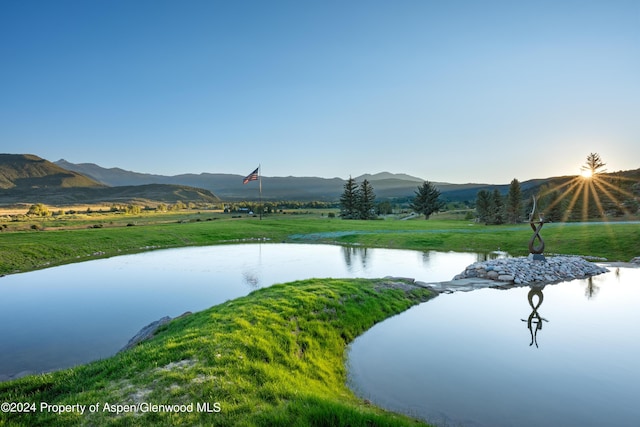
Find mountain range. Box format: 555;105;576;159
53;159;493;202
0;154;219;206
1;154;638;206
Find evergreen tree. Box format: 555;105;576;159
505;178;522;224
547;192;565;222
357;179;376;219
339;176;358;219
539;189;564;222
582;152;606;176
492;189;505;224
410;181;445;219
376;201;393;215
475;189;493;224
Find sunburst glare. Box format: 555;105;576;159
536;153;638;223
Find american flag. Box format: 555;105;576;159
243;167;259;184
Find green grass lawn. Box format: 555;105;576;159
0;213;638;426
0;278;434;426
1;214;638;276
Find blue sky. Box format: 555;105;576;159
1;0;638;184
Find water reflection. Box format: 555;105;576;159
521;286;548;348
242;243;263;289
340;246;507;273
0;244;481;380
584;276;600;299
341;246;370;271
242;270;260;288
476;250;510;262
347;267;640;427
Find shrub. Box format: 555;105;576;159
27;203;50;217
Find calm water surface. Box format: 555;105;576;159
347;267;640;427
0;243;483;380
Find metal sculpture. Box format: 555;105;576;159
528;196;545;258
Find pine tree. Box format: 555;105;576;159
582;152;606;176
475;190;493;224
339;176;358;219
505;178;522;224
545;190;565;222
492;189;505;224
357;179;376;220
410;181;445;219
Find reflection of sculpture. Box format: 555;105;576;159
521;286;548;348
528;196;546;259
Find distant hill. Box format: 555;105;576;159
0;184;221;206
55;160;442;201
0;154;104;189
0;155;220;205
354;172;425;183
53;158;537;202
50;158;640;204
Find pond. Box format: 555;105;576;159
347;266;640;427
0;243;492;381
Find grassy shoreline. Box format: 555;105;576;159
1;214;638;276
0;278;434;426
1;214;638;425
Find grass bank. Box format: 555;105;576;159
0;278;434;426
1;215;638;275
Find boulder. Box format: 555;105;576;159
120;316;171;352
119;311;192;353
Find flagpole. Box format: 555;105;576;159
259;164;262;220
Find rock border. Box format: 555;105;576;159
452;255;609;286
386;254;632;294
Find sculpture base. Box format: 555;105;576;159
528;253;547;262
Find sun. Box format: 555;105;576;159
537;153;636;223
580;169;593;179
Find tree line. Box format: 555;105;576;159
475;153;639;224
475;179;523;224
474;175;609;225
339;177;444;220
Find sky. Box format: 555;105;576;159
1;0;639;184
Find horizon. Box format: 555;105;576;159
2;1;639;183
54;155;636;186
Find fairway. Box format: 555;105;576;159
1;210;638;277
